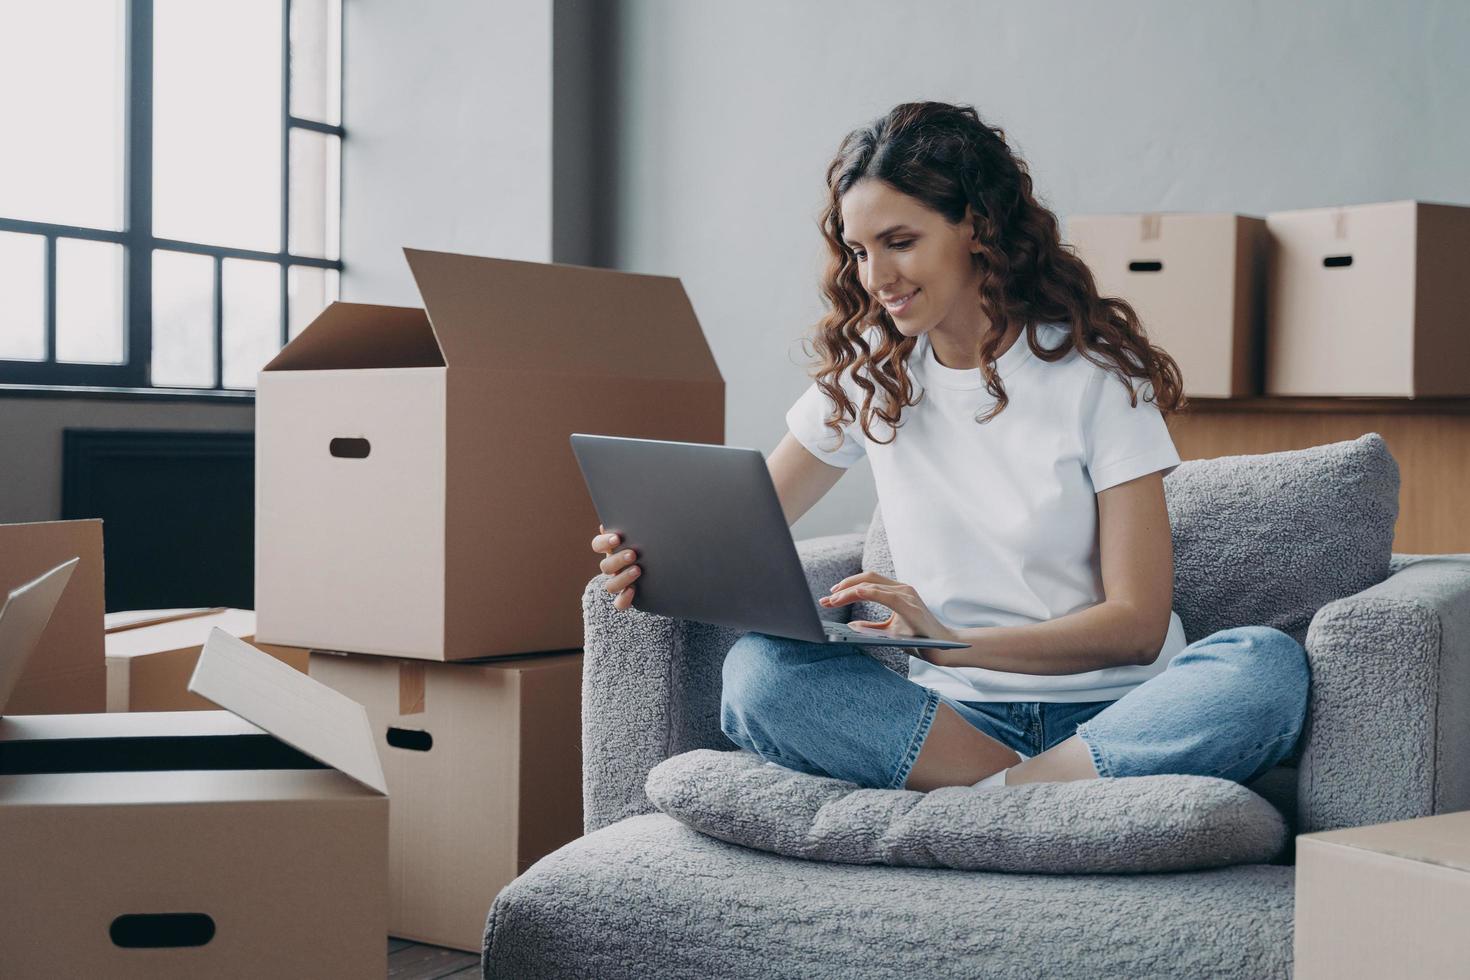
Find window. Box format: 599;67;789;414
0;0;342;393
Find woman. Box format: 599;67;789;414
591;101;1308;793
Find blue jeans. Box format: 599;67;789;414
719;626;1310;790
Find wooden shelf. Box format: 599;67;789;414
1181;397;1470;416
1166;402;1470;554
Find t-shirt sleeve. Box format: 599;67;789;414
785;380;867;469
1080;367;1181;492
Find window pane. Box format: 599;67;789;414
0;232;46;360
154;1;281;251
152;250;216;387
290;0;341;125
287;265;338;339
222;258;281;389
289;129;341;259
56;239;124;364
0;2;125;230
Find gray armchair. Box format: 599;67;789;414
483;438;1470;979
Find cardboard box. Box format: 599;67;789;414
255;248;725;661
1295;810;1470;978
1066;212;1268;398
1265;200;1470;396
309;648;582;951
106;608;310;712
106;608;221;632
0;564;388;978
0;520;105;714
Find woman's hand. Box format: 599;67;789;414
818;571;961;654
591;523;640;611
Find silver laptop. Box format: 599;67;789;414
569;434;966;650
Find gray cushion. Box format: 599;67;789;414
1164;432;1398;644
861;432;1399;647
484;813;1295;980
646;748;1287;873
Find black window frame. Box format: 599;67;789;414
0;0;344;392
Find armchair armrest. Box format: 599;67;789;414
1297;554;1470;833
580;532;867;833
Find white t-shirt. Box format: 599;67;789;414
784;323;1187;703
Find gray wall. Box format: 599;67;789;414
600;0;1470;538
340;0;555;304
0;397;254;523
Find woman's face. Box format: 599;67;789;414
839;178;983;340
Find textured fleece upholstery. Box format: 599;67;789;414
581;532;868;833
483;814;1295;980
1296;553;1470;832
645;748;1287;873
488;437;1470;979
1162;433;1400;645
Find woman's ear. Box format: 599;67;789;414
963;204;983;253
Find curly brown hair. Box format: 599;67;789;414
808;101;1185;449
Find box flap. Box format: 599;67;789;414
0;559;78;716
106;608;257;661
105;607;224;633
263;302;445;371
1304;811;1470;873
0;709;263;744
403;247;723;383
188;630;387;794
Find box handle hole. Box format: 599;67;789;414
387;727;433;752
1127;261;1163;273
329;437;371;459
1323;255;1353;268
110;913;215;949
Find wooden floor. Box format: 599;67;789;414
388;937;480;979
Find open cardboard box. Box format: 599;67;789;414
1295;810;1470;978
1066;212;1268;398
0;562;388;978
105;608;310;712
254;248;725;662
310;648;582;951
0;520;105;714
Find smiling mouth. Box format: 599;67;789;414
881;289;919;311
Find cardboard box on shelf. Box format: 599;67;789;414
309;648;582;952
255;248;725;662
0;520;105;714
106;608;310;712
1295;810;1470;979
1265;200;1470;396
0;564;387;978
1066;212;1268;398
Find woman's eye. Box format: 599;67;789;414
891;240;913;250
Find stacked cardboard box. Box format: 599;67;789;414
1067;200;1470;400
255;249;725;950
1265;200;1470;396
0;563;388;977
1066;212;1268;398
310;649;582;951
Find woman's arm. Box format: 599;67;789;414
768;431;847;526
932;470;1175;674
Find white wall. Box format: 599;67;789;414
603;0;1470;538
340;0;555;304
